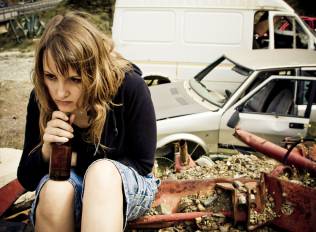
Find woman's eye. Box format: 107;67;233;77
44;74;56;80
70;77;82;83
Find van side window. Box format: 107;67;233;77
274;16;309;49
253;11;269;49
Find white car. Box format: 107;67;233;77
151;49;316;159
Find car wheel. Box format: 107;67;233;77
0;1;7;8
144;75;171;86
155;140;206;161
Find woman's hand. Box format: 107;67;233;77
41;111;75;162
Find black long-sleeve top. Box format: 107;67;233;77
17;67;157;191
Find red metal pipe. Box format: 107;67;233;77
128;211;233;229
234;128;316;176
174;140;196;173
174;154;196;172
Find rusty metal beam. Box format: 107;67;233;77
264;173;316;232
0;179;25;217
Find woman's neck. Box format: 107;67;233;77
73;109;90;128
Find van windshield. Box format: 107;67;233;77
190;58;252;107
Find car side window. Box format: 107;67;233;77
244;69;295;94
274;16;309;49
242;79;296;116
296;80;316;105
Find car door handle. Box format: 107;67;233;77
289;122;304;129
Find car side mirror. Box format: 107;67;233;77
227;110;240;128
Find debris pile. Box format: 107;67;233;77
177;189;232;214
157;153;279;180
147;190;280;232
158;215;280;232
248;195;277;227
278;167;316;188
147;189;232;216
145;152;316;232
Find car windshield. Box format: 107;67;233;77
189;57;252;107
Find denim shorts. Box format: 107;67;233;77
30;159;160;231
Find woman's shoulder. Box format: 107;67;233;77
122;64;147;92
28;89;38;107
113;64;150;105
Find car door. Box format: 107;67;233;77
218;76;316;149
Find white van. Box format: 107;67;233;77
112;0;316;83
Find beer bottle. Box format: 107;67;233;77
49;118;72;180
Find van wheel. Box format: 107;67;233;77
144;75;171;86
155;140;206;162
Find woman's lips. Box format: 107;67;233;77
56;100;73;107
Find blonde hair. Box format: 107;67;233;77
33;11;131;144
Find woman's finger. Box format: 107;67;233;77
46;118;74;133
45;127;74;139
69;113;76;125
43;133;70;144
51;111;70;121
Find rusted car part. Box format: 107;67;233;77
269;164;293;177
213;177;277;231
283;136;316;162
262;172;316;232
0;179;25;217
234;128;316;176
128;178;253;229
210;171;316;231
215;181;258;226
217;171;315;231
174;140;196;172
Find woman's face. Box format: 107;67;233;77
43;50;84;113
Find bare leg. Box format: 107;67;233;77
35;180;75;232
81;160;124;232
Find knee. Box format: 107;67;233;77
36;180;74;218
84;160;122;189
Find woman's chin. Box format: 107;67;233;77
57;106;76;114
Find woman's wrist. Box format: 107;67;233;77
71;151;77;167
41;143;51;162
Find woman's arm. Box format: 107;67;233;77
123;72;157;175
17;90;49;191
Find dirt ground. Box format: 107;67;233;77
0;52;34;149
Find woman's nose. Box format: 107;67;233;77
56;81;69;98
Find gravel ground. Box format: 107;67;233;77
0;51;34;149
0;51;34;196
0;51;34;81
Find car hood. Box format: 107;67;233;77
150;81;209;120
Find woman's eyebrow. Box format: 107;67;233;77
68;75;81;79
44;71;54;75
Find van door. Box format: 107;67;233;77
112;7;178;82
218;76;315;148
269;11;316;50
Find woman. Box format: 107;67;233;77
17;11;159;232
